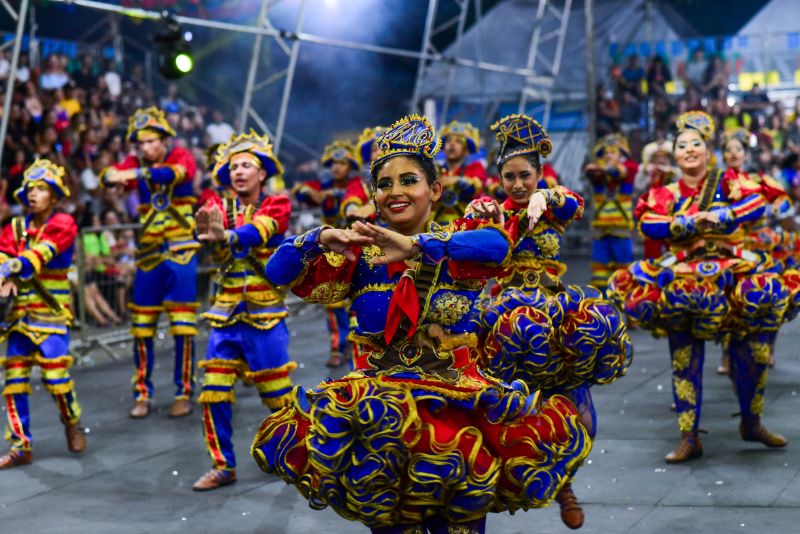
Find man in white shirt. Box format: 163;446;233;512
205;110;236;146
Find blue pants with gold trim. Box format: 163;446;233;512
130;255;198;401
199;320;295;470
668;331;771;433
2;331;81;451
591;235;633;291
325;304;349;357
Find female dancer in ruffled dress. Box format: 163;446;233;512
717;127;799;374
469;114;632;529
251;115;591;534
610;112;788;463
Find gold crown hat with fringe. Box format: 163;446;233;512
15;158;71;206
356;126;386;168
126;106;177;142
440;120;481;154
641;139;674;166
321;140;360;171
676;111;716;142
371;114;442;176
721;126;754;149
491;114;552;167
213;130;284;187
593;133;630;160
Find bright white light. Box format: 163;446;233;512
175;53;193;73
324;0;339;7
726;96;736;107
184;31;193;42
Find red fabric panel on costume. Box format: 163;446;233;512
258;195;292;235
384;275;420;344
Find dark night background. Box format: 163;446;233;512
0;0;772;160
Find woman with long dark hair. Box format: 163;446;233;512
469;114;632;529
610;112;789;463
251;115;591;533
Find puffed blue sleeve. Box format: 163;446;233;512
416;227;509;265
265;226;327;286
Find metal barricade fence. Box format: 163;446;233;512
71;222;208;362
70;212;313;364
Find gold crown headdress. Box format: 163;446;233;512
593;133;630;160
321;140;359;171
676;111;716;142
126;106;176;142
15;158;71;206
212;130;283;187
356;126;386;168
371;114;441;177
440;120;481;154
491;114;551;166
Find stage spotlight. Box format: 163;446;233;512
154;12;194;79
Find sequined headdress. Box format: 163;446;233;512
126;106;176;142
593;133;630;160
676;111;715;143
721;127;752;150
15;159;71;206
371;114;441;176
321;140;359;171
356;126;385;168
212;130;283;187
440;120;481;154
491;114;551;167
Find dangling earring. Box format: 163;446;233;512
372;197;381;219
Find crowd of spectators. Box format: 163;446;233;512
599;48;800;200
0;51;239;327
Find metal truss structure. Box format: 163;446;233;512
3;0;567;157
410;0;572;128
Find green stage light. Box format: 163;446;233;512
175;53;193;74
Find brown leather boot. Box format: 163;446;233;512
65;423;87;453
169;398;194;418
555;483;584;529
192;468;237;491
740;422;787;448
129;400;150;419
0;449;32;469
665;432;703;463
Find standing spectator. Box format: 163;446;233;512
73;54;96;91
646;55;672;98
103;60;122;100
702;55;727;100
683;48;708;91
741;83;770;127
15;53;30;83
0;50;10;81
40;55;69;90
597;84;621;136
205;110;235;146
